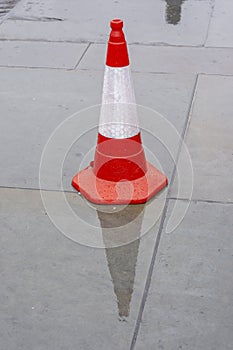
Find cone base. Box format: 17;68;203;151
72;162;168;204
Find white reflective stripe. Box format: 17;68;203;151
99;66;139;139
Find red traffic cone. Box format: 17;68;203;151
72;19;168;204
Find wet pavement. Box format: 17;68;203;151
0;0;233;349
0;188;160;349
0;0;19;20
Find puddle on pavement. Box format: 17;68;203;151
164;0;186;25
0;0;20;19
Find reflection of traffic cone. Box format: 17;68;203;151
97;204;145;319
165;0;185;25
72;19;168;204
105;240;140;319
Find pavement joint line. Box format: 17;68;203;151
76;68;233;77
76;68;180;75
0;185;75;194
1;186;232;206
168;197;233;205
132;71;179;75
0;37;233;50
0;64;75;70
130;74;199;350
204;45;233;49
203;0;216;46
128;43;205;48
2;37;233;49
0;65;232;77
168;74;199;195
0;37;94;44
199;72;233;77
76;67;178;75
130;195;171;350
135;72;233;77
0;66;201;77
74;42;92;70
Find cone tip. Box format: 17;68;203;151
106;18;129;67
110;19;123;30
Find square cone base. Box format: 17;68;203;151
72;162;168;204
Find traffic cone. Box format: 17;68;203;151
72;19;168;204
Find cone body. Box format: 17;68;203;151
72;19;168;204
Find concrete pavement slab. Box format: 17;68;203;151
0;67;196;190
0;0;213;46
79;44;233;75
130;45;233;75
0;68;102;190
0;187;162;350
206;0;233;48
0;40;88;69
171;74;233;202
135;200;233;350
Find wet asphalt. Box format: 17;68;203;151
0;0;233;349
